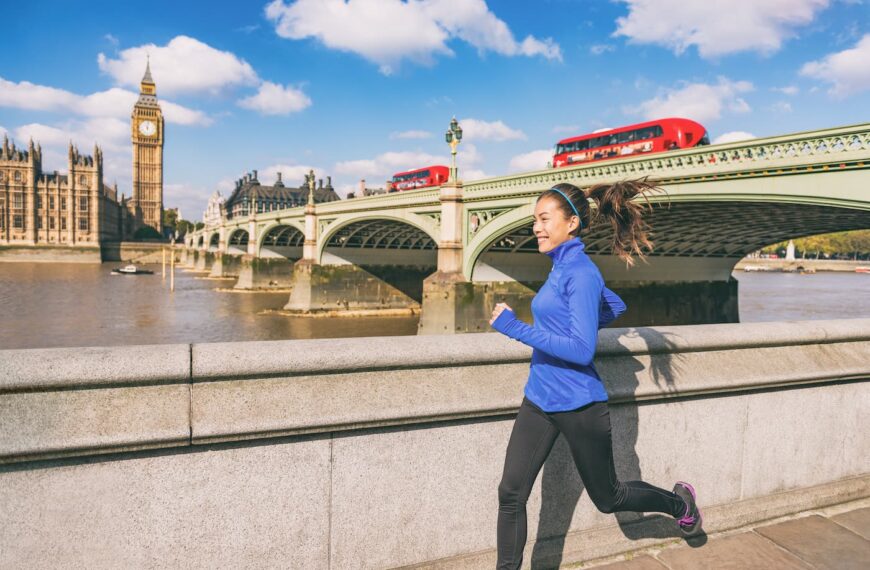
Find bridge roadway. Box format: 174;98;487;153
183;122;870;332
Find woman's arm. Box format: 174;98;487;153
491;271;602;366
599;287;627;328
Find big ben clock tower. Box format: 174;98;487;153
131;59;164;234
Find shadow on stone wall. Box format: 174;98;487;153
529;327;696;569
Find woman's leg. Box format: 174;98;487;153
497;398;560;570
552;401;685;517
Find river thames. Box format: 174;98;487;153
1;262;868;350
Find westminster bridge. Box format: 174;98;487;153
182;122;870;332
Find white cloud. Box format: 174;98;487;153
625;77;754;123
590;44;615;55
390;130;432;139
97;35;259;95
772;85;799;96
237;81;312;115
12;118;132;192
769;101;793;113
15;118;129;152
0;77;211;126
508;149;553;173
800;34;870;97
335;150;444;179
712;131;756;144
258;163;320;186
332;143;485;190
460;118;525;142
265;0;561;75
164;183;215;221
0;78;79;112
614;0;830;58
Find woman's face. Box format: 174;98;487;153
533;196;579;253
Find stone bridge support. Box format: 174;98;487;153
208;252;243;279
418;181;472;333
235;255;296;290
194;249;216;273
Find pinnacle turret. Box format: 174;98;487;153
142;55;154;85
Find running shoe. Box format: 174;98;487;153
673;481;703;537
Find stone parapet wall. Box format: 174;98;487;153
100;241;172;263
1;319;868;568
0;244;102;263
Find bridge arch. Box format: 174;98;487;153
227;228;249;255
258;222;306;259
196;234;204;249
316;213;438;265
208;233;220;251
465;192;870;284
464;202;535;281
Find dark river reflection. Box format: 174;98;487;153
0;263;868;349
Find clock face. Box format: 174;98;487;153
138;120;157;137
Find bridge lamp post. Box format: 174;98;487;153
445;117;463;182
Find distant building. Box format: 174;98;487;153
347;178;386;199
223;170;340;219
0;137;127;247
130;59;165;235
0;61;165;250
202;191;225;227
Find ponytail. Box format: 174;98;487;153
586;178;661;267
540;178;662;267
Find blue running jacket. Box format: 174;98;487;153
491;237;626;412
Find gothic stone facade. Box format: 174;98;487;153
0;138;127;246
0;62;164;250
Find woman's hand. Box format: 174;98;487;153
489;302;513;325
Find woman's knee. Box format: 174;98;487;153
498;477;529;507
587;487;622;514
592;496;618;514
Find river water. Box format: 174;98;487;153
0;263;868;350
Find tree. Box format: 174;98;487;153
133;226;164;241
163;208;179;230
175;219;194;237
760;230;870;257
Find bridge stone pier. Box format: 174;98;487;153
185;123;870;330
1;319;868;568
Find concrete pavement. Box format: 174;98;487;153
581;498;870;570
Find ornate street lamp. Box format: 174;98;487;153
445;117;463;182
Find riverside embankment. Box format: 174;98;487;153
1;319;868;568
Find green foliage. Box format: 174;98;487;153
163;208;179;229
760;230;870;255
175;219;194;236
194;222;205;230
133;226;164;240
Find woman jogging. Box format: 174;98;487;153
489;180;702;569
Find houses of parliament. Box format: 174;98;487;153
0;63;164;250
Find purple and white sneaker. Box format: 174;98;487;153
673;481;703;537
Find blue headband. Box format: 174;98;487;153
548;187;582;228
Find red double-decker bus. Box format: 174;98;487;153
388;165;449;191
552;118;709;168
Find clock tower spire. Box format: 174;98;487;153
130;57;164;236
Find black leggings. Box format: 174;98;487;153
497;397;685;569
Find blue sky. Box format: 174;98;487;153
1;0;868;220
